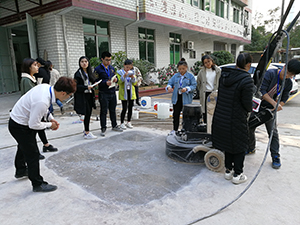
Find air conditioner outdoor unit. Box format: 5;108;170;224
185;41;194;50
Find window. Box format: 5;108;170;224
204;0;210;11
190;50;196;59
188;0;205;10
216;0;229;18
214;41;226;51
210;0;215;13
169;33;181;65
139;28;155;63
231;44;236;60
83;18;109;59
230;2;242;24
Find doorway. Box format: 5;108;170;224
11;25;31;85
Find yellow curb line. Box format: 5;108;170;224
287;91;300;102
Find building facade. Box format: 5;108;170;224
0;0;252;94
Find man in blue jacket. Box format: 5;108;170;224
94;51;123;136
248;59;300;169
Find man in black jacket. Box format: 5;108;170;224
94;51;123;136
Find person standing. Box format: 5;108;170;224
212;53;254;184
34;57;50;84
34;58;59;154
20;58;38;95
8;77;76;192
166;60;197;134
132;65;143;106
248;59;300;169
74;56;97;139
197;55;221;123
94;51;123;136
49;64;60;86
116;59;137;129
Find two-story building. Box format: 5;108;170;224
0;0;252;94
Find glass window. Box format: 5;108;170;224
96;21;109;35
210;0;215;13
230;2;242;24
98;36;109;58
139;41;146;60
215;0;229;18
231;44;236;60
193;0;199;7
170;45;174;65
83;18;110;58
199;0;204;10
147;29;154;40
169;33;175;43
83;18;95;33
205;0;210;11
214;41;226;51
169;33;181;65
147;42;154;63
84;35;96;60
175;34;181;43
139;28;155;63
138;28;146;39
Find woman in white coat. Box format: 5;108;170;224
196;55;221;123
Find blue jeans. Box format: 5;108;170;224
249;117;280;158
98;91;117;129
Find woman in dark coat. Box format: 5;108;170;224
212;53;254;185
74;56;97;139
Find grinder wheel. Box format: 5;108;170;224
204;149;225;172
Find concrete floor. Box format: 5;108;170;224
1;91;300;225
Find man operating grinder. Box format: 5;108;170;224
8;77;76;192
248;59;300;169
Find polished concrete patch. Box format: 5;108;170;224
46;131;201;205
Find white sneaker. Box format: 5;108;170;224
120;123;127;130
232;173;247;184
224;170;234;180
84;132;97;139
126;122;133;129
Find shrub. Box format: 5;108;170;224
111;51;127;70
156;64;177;86
89;57;101;69
132;59;156;81
191;61;202;75
211;50;234;66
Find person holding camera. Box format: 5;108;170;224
116;59;137;129
166;60;197;134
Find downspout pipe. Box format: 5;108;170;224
125;0;141;55
62;14;71;77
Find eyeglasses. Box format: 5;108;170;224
103;59;111;62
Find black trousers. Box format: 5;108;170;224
173;94;183;131
225;151;245;175
84;93;93;132
98;91;117;129
37;130;48;145
135;86;140;104
8;118;45;187
203;91;211;123
121;90;134;123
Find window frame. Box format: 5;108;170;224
169;33;182;65
83;18;110;59
138;27;155;63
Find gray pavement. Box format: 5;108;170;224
1;91;300;225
